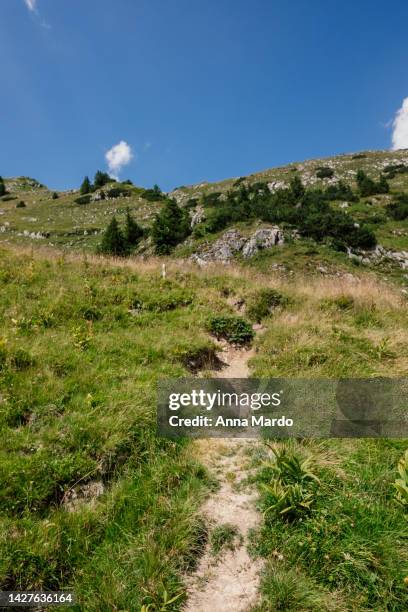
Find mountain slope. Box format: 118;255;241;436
1;150;408;607
1;149;407;250
0;246;407;609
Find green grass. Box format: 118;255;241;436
210;523;241;555
0;239;407;610
246;288;288;323
0;178;162;251
252;439;408;611
0;247;224;609
2;151;408;283
207;313;254;344
250;278;408;377
0;152;407;612
246;273;408;610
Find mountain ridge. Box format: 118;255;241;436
1;148;407;286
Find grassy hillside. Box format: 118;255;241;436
0;177;162;251
0;151;408;287
0;151;407;609
0;151;408;248
0;245;407;609
0;247;222;609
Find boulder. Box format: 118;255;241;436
191;229;245;263
190;254;209;267
91;191;105;202
242;227;284;258
210;229;246;261
190;226;285;263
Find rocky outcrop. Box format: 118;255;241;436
91;191;105;202
267;180;286;193
22;230;50;239
191;227;284;264
347;245;408;269
190;205;205;227
171;190;190;206
4;177;44;192
196;229;246;263
242;227;284;258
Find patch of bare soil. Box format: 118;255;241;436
62;480;104;512
184;440;261;612
215;341;255;379
184;325;265;612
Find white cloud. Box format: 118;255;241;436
24;1;51;27
391;97;408;150
24;0;37;12
105;141;133;178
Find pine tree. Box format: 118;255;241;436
377;175;389;194
98;216;127;256
290;175;305;201
356;169;374;196
94;171;112;188
80;176;92;194
356;169;366;182
356;169;388;197
151;199;191;254
0;176;6;197
124;210;144;247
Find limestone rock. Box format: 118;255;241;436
267;180;286;193
91;191;105;201
190;205;205;227
347;245;408;269
242;227;284;258
190;226;285;263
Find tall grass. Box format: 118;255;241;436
0;244;407;609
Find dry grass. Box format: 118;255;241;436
5;242;404;301
297;275;404;309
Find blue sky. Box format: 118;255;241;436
1;0;408;191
